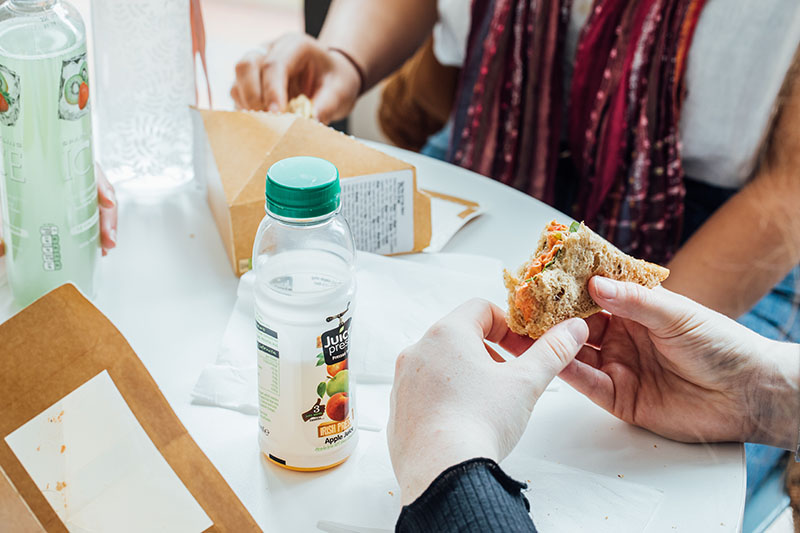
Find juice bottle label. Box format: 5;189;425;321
0;45;98;305
257;301;356;466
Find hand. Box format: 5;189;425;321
388;299;589;505
560;277;800;450
96;165;117;256
230;33;361;124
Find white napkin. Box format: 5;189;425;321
317;430;663;533
191;252;508;414
422;193;486;253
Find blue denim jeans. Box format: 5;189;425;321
420;122;451;161
739;265;800;344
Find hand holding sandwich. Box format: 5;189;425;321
560;277;800;451
388;299;589;505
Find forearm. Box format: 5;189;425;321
318;0;437;91
748;339;800;451
666;54;800;318
664;174;800;317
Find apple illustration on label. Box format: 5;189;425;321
326;392;348;421
326;369;349;397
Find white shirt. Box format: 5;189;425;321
432;0;800;189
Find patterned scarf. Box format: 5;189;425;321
449;0;707;264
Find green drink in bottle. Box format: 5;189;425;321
0;0;99;307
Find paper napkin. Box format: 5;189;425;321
191;252;507;414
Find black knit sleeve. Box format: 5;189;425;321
395;458;537;533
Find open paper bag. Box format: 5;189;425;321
0;284;259;532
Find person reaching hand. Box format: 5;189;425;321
388;284;799;532
389;299;588;532
96;165;118;256
560;277;800;452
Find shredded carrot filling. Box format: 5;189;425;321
514;221;568;321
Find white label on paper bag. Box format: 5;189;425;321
340;170;415;255
5;370;213;533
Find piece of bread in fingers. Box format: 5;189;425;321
287;94;313;119
504;220;670;339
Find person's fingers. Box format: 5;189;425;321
230;85;242;109
260;61;288;112
433;299;531;359
575;344;600;369
515;318;589;382
312;86;340;125
484;342;506;363
99;195;118;250
99;203;117;252
451;299;534;356
264;36;324;112
497;330;535;358
585;311;610;348
559;358;616;412
443;299;507;343
589;277;690;335
96;165;115;209
234;53;266;110
311;51;360;124
311;78;354;125
95;164;118;254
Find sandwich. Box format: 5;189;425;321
504;220;670;339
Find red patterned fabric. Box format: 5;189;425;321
449;0;707;263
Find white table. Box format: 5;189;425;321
0;144;745;532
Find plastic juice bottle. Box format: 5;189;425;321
0;0;100;307
252;156;358;471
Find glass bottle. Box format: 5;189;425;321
90;0;195;194
0;0;100;307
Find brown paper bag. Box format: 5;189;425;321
0;284;259;532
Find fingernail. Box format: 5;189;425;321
593;277;617;300
109;229;117;246
268;103;280;113
564;318;587;343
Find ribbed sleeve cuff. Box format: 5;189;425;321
396;458;536;532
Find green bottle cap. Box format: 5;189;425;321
265;157;341;219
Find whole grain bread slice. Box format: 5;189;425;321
505;221;670;339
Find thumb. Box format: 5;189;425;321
312;82;351;125
589;277;690;334
515;318;588;389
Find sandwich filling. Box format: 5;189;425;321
514;221;571;321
